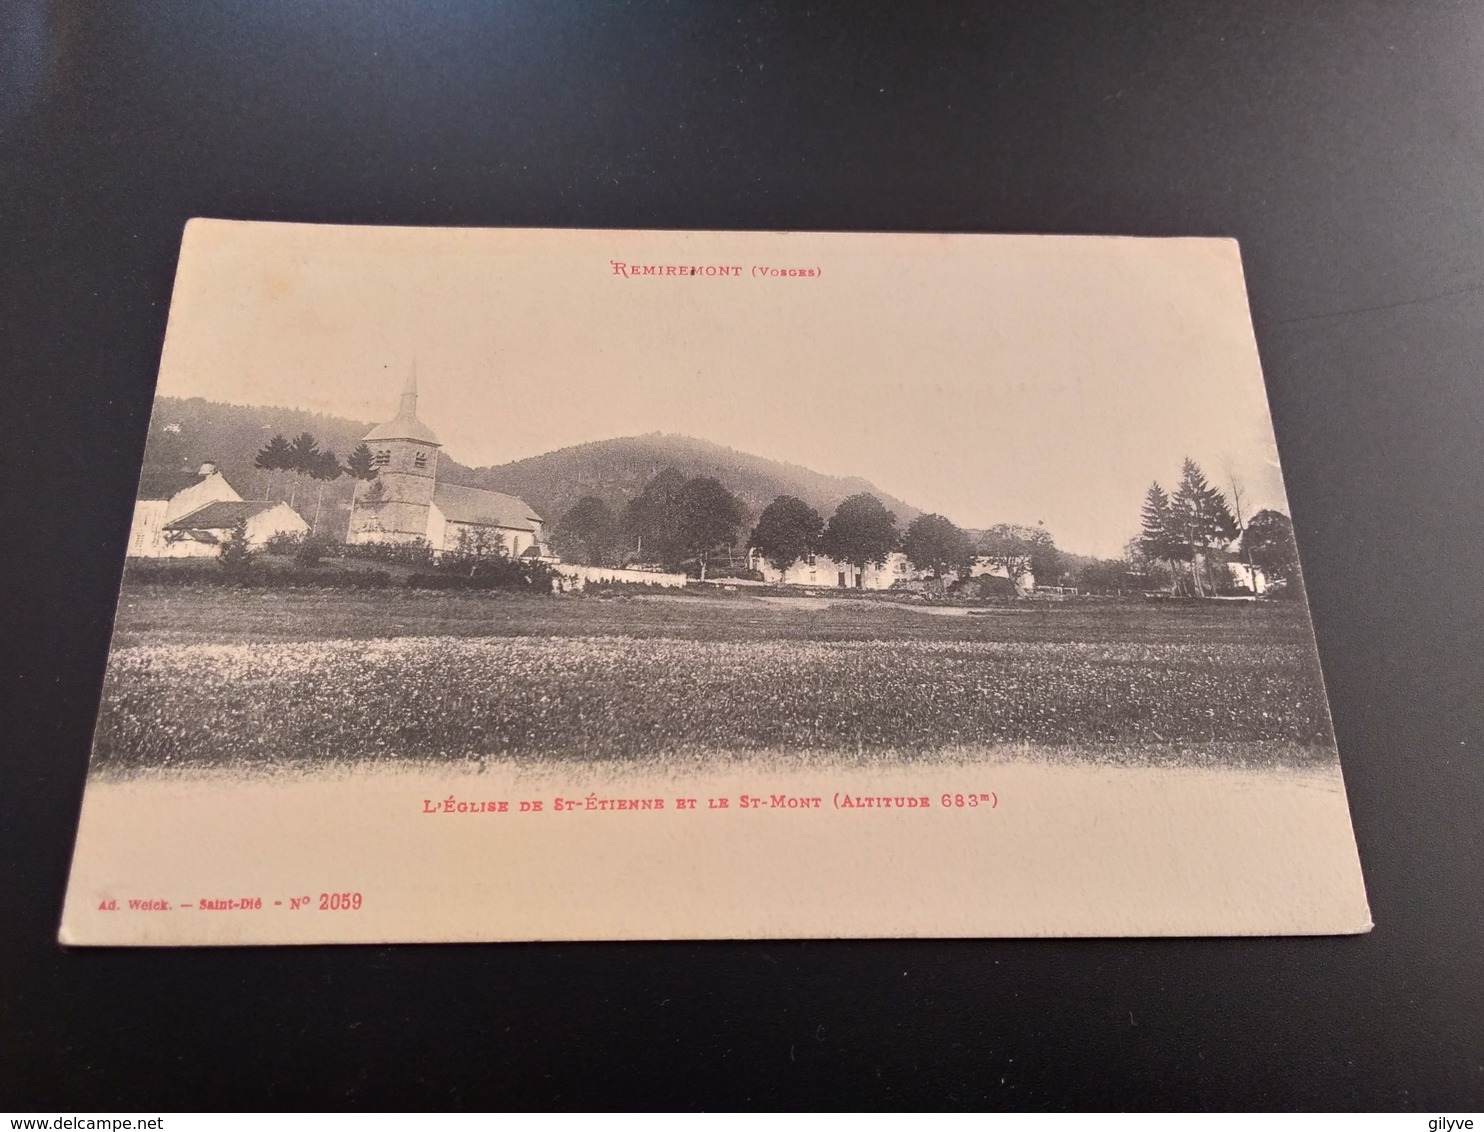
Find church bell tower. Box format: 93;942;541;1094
348;364;441;544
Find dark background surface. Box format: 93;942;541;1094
2;0;1481;1110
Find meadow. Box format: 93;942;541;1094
91;585;1338;774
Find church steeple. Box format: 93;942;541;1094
350;363;441;545
399;361;419;419
363;362;440;446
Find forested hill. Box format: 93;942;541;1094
142;398;922;532
142;398;377;495
462;434;922;528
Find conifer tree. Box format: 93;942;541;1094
309;450;343;535
1139;482;1178;592
1202;481;1239;544
1170;460;1208;596
345;443;376;482
286;433;321;508
254;434;293;500
345;443;377;526
1171;458;1240;596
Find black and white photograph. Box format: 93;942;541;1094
60;221;1369;944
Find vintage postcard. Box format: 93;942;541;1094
60;221;1369;944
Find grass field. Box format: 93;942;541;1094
91;584;1338;774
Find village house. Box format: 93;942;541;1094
347;368;548;558
127;462;307;557
163;499;310;553
750;550;899;590
749;549;1028;593
1215;549;1267;595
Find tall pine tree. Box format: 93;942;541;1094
308;449;343;535
286;433;321;509
345;442;377;526
1170;459;1208;596
1171;458;1240;596
345;443;376;482
1139;483;1178;592
254;434;293;501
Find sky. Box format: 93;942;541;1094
156;221;1290;557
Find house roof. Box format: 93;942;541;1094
136;469;207;501
165;500;285;530
433;483;542;532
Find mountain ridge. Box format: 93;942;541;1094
142;397;925;536
458;431;924;527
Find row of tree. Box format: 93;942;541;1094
254;432;378;534
258;437;1298;598
554;466;1064;586
752;497;1060;586
752;492;899;577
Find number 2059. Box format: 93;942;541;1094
319;892;363;911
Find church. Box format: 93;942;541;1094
347;369;547;558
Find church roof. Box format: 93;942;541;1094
363;411;440;445
136;469;207;501
363;364;440;445
433;483;542;532
165;500;285;530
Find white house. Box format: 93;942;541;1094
751;550;899;590
127;463;244;557
161;500;309;555
128;462;308;557
1215;549;1267;595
